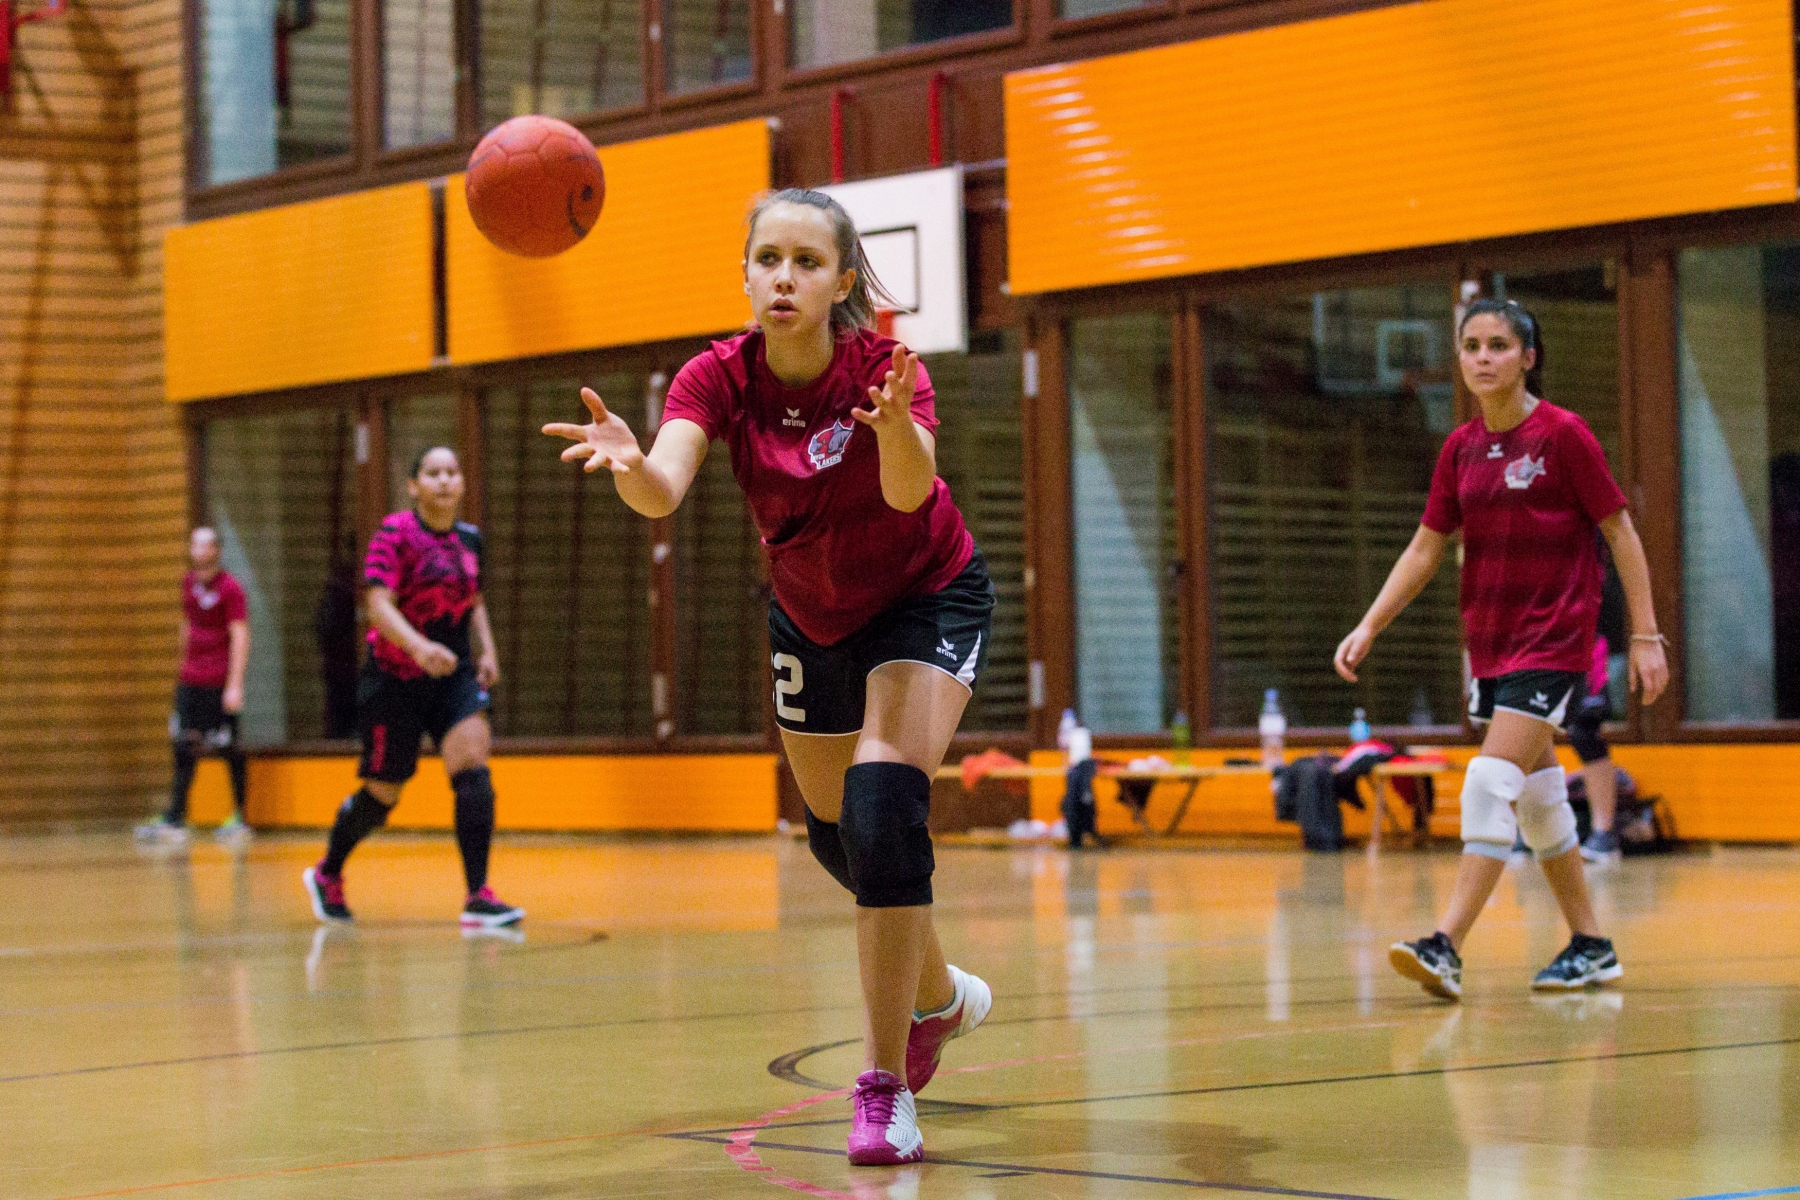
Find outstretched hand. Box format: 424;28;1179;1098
851;344;920;434
1334;625;1374;683
543;388;645;475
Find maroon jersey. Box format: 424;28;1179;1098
180;570;247;687
364;511;484;679
1421;401;1627;677
661;329;974;646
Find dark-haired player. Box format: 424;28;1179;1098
1336;298;1667;999
302;446;523;931
547;189;991;1166
137;527;251;844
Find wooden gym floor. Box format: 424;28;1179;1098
4;830;1799;1199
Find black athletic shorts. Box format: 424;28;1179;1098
767;550;995;736
357;661;489;784
172;684;238;751
1468;669;1586;732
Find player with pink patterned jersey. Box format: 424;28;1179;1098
302;447;523;932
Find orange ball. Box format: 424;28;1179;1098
465;116;606;258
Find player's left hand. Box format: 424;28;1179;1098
476;651;500;690
1630;637;1668;706
222;684;244;715
852;344;920;435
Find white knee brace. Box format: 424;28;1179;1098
1460;755;1525;860
1517;765;1578;858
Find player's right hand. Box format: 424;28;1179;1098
414;641;458;678
1334;625;1374;683
543;388;645;475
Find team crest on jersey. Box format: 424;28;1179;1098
808;419;854;471
192;584;219;610
1504;453;1546;490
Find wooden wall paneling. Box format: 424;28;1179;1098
649;514;676;739
352;0;380;167
0;0;190;821
1622;250;1684;740
1023;310;1073;746
457;383;484;524
356;392;388;548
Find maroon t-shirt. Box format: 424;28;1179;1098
1421;401;1628;678
661;329;974;646
180;569;247;687
364;511;485;679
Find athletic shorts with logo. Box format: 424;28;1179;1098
357;661;489;783
768;551;995;736
1468;670;1587;731
171;684;238;750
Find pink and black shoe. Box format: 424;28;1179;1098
847;1069;923;1166
461;886;524;929
302;864;352;923
905;964;992;1095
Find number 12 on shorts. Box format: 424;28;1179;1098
773;653;806;722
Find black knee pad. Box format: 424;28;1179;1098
804;808;857;894
451;766;496;825
1567;712;1609;764
839;762;934;908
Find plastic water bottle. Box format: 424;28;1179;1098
1258;690;1287;771
1349;707;1371;744
1058;708;1078;750
1170;709;1191;765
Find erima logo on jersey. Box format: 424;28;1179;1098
1504;454;1546;490
193;585;219;610
1487;443;1505;459
782;407;805;428
808;419;854;470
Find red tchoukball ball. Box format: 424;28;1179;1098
465;116;606;258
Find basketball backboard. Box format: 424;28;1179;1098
822;165;966;355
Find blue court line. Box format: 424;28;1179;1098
1674;1188;1800;1199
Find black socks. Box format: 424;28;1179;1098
452;767;496;895
165;744;198;824
321;788;390;876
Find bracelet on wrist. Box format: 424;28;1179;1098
1631;633;1668;646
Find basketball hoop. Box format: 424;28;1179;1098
0;0;67;97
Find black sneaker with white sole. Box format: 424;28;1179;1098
302;865;353;923
1390;932;1463;1000
461;886;524;929
1531;934;1622;990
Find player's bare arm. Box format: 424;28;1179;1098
366;585;456;678
852;343;937;513
224;619;249;714
543;389;707;519
470;598;500;689
1334;525;1449;682
1598;509;1668;705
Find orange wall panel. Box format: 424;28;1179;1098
1006;0;1796;294
163;184;435;401
190;753;778;832
447;120;770;365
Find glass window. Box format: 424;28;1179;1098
200;0;353;186
1492;266;1622;468
483;377;654;737
1059;0;1154;18
663;0;751;95
672;446;766;736
1678;244;1800;722
387;394;461;510
384;0;457;148
928;330;1028;732
790;0;1009;70
1070;313;1178;735
1206;286;1460;731
203;406;360;745
480;0;643;126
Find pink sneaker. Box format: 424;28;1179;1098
905;964;992;1094
302;865;352;923
847;1070;922;1166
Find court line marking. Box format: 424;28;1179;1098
696;1033;1800;1138
1673;1189;1800;1200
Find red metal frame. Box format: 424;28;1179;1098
829;86;853;183
0;0;67;96
927;71;949;168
